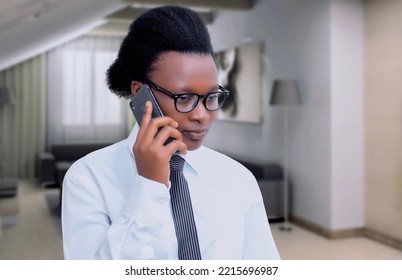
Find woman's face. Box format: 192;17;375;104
137;51;219;151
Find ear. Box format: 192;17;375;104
131;81;143;96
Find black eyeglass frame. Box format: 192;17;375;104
144;79;230;113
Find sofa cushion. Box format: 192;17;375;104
0;177;18;197
56;161;73;184
228;156;284;181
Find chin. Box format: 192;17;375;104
185;139;204;151
188;145;201;151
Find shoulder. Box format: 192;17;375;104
193;146;256;182
199;146;242;166
193;147;262;203
65;139;131;178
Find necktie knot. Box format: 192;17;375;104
170;155;185;171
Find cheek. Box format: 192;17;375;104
160;105;187;126
208;111;218;122
155;96;177;118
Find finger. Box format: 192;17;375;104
142;117;179;144
136;101;153;143
150;117;178;131
177;142;188;155
165;140;188;155
153;125;182;146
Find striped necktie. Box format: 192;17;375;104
169;155;202;260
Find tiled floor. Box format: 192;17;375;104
0;181;63;260
1;180;402;260
271;223;402;259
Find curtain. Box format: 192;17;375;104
46;35;128;147
0;55;46;179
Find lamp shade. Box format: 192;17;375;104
0;86;15;106
270;79;301;106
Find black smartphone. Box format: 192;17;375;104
129;84;174;145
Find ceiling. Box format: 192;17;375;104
0;0;254;71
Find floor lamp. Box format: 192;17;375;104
270;80;301;231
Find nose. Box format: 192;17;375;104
188;99;211;122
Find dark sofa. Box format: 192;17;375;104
225;154;285;222
37;143;112;186
37;145;285;221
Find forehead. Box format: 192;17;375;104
148;51;218;92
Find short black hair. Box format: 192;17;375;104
106;5;214;98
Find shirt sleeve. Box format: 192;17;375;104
242;177;281;260
61;162;172;260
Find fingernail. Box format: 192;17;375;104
146;101;151;108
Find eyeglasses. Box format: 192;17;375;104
145;79;230;113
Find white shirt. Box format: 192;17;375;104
62;124;280;260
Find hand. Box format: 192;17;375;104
133;101;187;187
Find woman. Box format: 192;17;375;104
62;5;280;260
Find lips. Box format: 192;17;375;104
183;129;208;141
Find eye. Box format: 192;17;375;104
176;95;194;105
206;93;218;104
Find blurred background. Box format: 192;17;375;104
0;0;401;259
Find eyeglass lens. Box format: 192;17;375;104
176;92;226;112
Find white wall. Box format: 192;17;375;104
365;0;402;241
206;0;364;231
330;0;364;230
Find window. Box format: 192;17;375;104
47;36;127;145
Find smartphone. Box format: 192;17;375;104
129;84;174;145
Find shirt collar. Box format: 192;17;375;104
127;123;201;175
127;123;139;159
